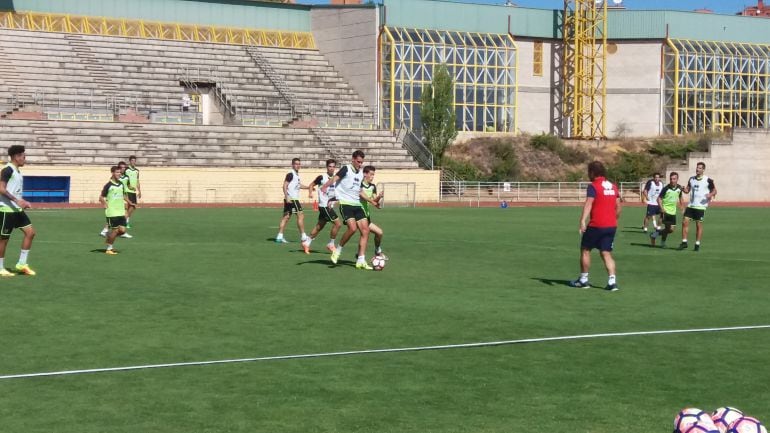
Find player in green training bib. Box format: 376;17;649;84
650;172;684;248
359;165;387;259
124;155;141;229
99;166;131;255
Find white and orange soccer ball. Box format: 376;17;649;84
728;417;767;433
371;255;386;271
676;408;718;433
712;407;745;433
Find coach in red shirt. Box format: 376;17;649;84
569;161;622;292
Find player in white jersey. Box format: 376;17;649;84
321;150;372;270
302;159;341;254
0;145;37;276
679;162;717;252
275;158;310;244
641;173;663;232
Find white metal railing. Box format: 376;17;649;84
440;181;644;204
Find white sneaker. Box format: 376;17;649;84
120;233;133;238
100;230;108;237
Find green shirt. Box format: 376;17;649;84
101;180;126;218
360;181;377;217
659;184;683;215
124;166;139;193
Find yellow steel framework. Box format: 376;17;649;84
380;26;518;133
664;38;770;135
562;0;607;139
0;11;316;49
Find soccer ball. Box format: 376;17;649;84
728;417;767;433
684;423;720;433
676;408;716;433
712;407;744;433
371;255;386;271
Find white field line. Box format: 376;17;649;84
2;324;768;381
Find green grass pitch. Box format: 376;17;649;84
0;206;768;432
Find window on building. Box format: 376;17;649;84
533;41;543;76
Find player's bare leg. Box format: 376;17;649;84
600;250;618;291
680;217;690;249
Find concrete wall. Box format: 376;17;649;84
516;39;558;135
605;41;663;137
311;7;379;111
24;166;441;204
667;129;770;202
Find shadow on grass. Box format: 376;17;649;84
531;278;573;287
628;242;661;249
298;259;356;268
90;248;115;254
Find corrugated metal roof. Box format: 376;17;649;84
383;0;770;43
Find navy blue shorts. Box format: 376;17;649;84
581;227;616;252
646;204;661;216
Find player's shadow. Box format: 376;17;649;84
90;248;111;253
629;242;658;248
532;277;574;287
297;259;356;268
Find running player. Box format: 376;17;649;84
0;145;36;276
321;150;371;269
360;165;387;259
650;172;684;248
641;172;663;232
124;156;141;229
100;166;131;255
302;159;341;254
569;161;621;291
100;161;132;238
276;158;310;244
679;162;717;252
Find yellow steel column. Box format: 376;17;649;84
665;38;680;135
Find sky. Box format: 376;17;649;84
293;0;756;15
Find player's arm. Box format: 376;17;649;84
0;168;30;209
642;181;650;202
615;196;622;219
579;197;594;233
359;189;378;206
682;178;692;194
99;183;109;207
308;176;322;199
706;179;717;200
135;172;141;199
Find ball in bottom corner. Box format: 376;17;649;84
728;417;767;433
371;255;386;271
676;408;715;433
712;407;744;433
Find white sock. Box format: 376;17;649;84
0;258;4;269
608;275;617;285
579;273;589;283
106;244;113;251
301;233;308;242
695;241;700;245
327;239;335;246
357;255;366;263
305;237;313;245
276;233;284;240
18;250;29;265
126;217;130;223
375;247;382;254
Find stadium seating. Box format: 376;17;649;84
0;29;374;126
0;120;418;169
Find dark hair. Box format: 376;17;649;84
363;165;376;174
129;155;137;161
291;158;301;164
352;150;365;160
669;172;679;178
8;145;25;157
110;165;120;173
696;162;706;169
653;172;661;177
118;161;127;167
587;161;606;180
326;159;336;166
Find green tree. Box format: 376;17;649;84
421;65;457;165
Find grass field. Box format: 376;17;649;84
0;205;768;433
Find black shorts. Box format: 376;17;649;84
581;226;616;252
0;211;32;238
646;204;661;216
283;200;303;215
339;204;367;222
684;207;705;222
662;213;677;226
106;216;127;229
317;206;338;223
126;193;138;205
